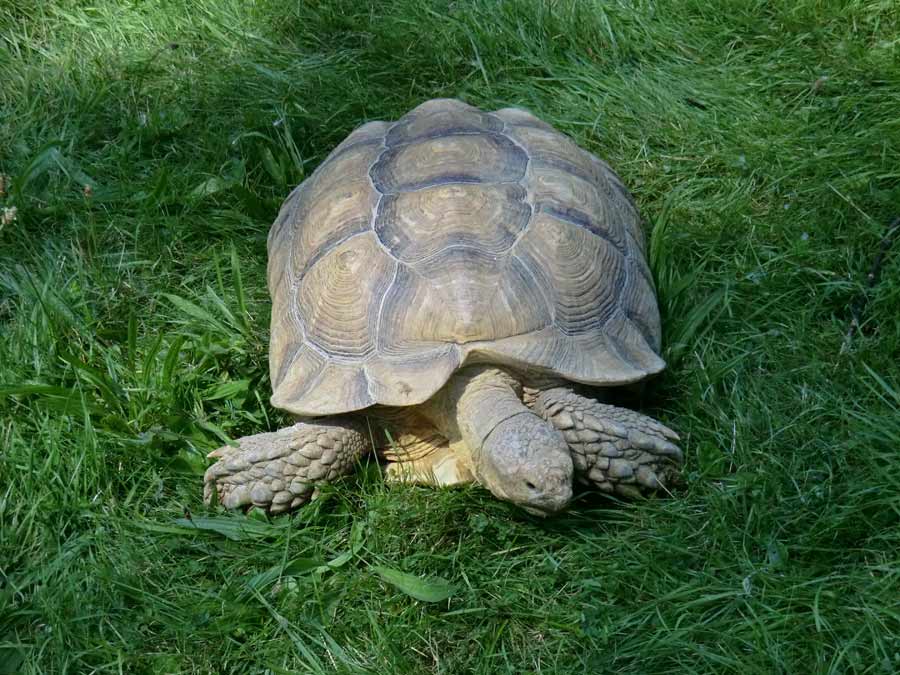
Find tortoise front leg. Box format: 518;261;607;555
531;388;682;499
203;418;370;514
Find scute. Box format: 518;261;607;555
267;99;664;416
590;155;645;251
364;346;461;407
620;257;662;353
386;105;503;145
491;107;556;131
269;312;306;393
528;164;627;254
514;212;626;335
375;183;530;262
331;120;391;155
296;233;395;358
460;326;657;385
272;356;373;416
289;143;382;278
371;133;527;193
379;250;550;347
503;124;599;183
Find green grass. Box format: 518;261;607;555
1;0;899;672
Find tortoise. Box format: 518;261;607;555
203;98;682;516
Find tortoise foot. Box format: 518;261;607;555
203;419;369;514
532;388;683;499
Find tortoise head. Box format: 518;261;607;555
471;412;574;516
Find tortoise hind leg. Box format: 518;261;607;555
531;388;683;499
203;417;370;514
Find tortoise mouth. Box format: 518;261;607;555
517;480;573;516
520;501;568;517
480;467;573;516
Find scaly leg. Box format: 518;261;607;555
203;418;370;514
532;388;682;499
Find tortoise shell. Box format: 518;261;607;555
266;99;664;416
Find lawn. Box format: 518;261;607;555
1;0;899;672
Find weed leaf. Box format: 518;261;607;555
171;516;281;541
372;566;455;603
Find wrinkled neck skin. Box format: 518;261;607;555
423;366;524;442
420;366;574;514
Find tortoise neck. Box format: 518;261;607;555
421;366;573;513
419;366;523;448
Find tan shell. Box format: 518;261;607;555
267;99;664;416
